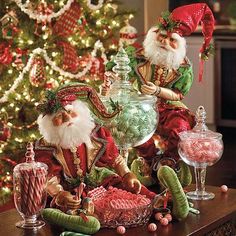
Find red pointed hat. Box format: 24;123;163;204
157;3;215;81
171;3;215;55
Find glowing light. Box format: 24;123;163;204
96;20;102;26
15;138;23;142
2;187;10;193
52;52;58;57
59;0;64;7
30;134;36;138
129;14;134;19
27;39;33;45
42;34;48;40
1;108;6;112
7;122;13;127
49;69;53;75
8;69;13;74
16;94;21;99
10;103;14;107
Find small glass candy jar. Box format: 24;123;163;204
13;142;48;229
178;106;223;200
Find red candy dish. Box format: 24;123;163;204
88;186;153;228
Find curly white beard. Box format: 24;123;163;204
37;101;96;149
143;26;187;70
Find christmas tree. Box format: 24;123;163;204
0;0;135;205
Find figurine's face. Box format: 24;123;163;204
52;108;78;127
143;27;186;70
37;101;95;149
156;32;178;50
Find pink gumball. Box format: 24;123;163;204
160;217;169;226
164;213;172;222
155;212;163;221
221;185;228;193
117;226;126;235
148;223;157;232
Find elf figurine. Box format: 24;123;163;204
35;83;147;209
107;3;215;170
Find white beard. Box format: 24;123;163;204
143;26;187;70
37;101;96;149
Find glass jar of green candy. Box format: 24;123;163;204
101;48;158;151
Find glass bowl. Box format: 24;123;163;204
88;186;153;228
104;94;158;149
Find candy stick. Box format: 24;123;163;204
75;182;86;200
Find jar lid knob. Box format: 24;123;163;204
193;105;208;132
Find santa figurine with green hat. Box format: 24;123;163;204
35;83;148;210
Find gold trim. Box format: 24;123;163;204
86;139;103;171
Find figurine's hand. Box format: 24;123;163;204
123;172;141;194
55;191;81;209
141;82;157;95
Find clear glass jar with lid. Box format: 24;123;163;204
178;106;223;200
13;142;48;229
101;48;158;157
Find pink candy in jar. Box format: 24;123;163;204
179;138;223;165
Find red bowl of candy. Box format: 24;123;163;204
87;186;153;228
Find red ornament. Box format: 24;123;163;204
57;41;78;73
53;2;81;37
29;57;46;87
44;79;59;90
0;43;13;66
13;48;28;70
0;123;11;142
0;113;11;142
90;57;105;77
34;2;53;36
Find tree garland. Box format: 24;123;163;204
0;40;107;103
14;0;75;22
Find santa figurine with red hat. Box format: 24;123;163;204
128;3;215;168
34;83;151;210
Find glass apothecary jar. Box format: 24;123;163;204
101;48;158;154
178;106;223;200
13;142;48;229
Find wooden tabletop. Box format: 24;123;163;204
1;185;236;236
